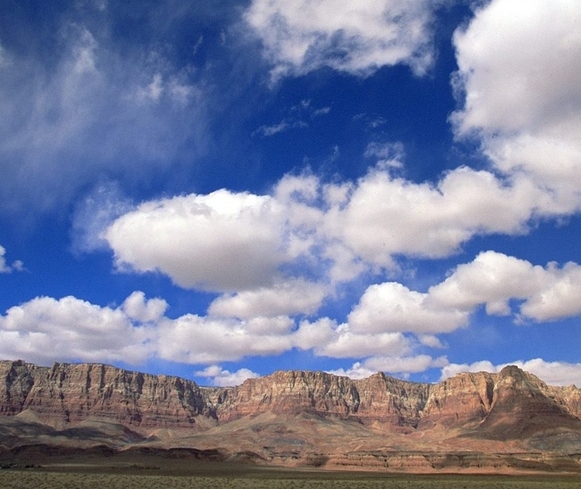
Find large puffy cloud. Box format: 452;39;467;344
0;292;158;365
347;282;467;334
0;290;417;368
334;167;545;267
441;359;581;387
343;251;581;342
0;292;308;366
314;322;413;359
245;0;441;81
104;165;551;300
156;314;298;364
429;251;581;322
105;190;287;292
452;0;581;212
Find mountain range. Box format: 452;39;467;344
2;359;581;473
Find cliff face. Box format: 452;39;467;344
2;359;581;443
211;370;432;427
419;371;496;429
213;370;361;423
0;360;209;428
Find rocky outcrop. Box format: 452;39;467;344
419;371;496;429
476;366;581;439
212;370;360;422
353;372;430;427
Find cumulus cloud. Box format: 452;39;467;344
429;251;581;322
245;0;440;81
104;163;555;302
0;292;311;366
347;282;468;335
441;358;581;387
122;291;168;323
0;294;154;365
208;279;328;318
340;251;581;344
104;190;287;292
452;0;581;212
315;323;413;359
0;290;417;367
194;365;260;387
156;314;299;364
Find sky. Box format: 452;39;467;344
0;0;580;388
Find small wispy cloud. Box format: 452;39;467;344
253;99;331;137
0;245;24;274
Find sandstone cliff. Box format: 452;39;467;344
0;360;210;429
2;359;581;450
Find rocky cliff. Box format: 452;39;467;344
0;360;209;429
2;359;581;449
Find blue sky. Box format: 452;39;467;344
1;0;581;387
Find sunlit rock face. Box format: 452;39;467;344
2;360;581;447
0;360;209;428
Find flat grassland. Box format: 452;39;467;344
1;470;581;489
1;458;581;489
1;449;580;489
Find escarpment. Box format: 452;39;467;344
0;360;209;428
2;360;581;450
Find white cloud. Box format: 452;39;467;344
253;119;308;137
245;0;440;81
429;251;581;322
0;246;10;273
122;291;168;323
364;141;405;168
441;358;581;387
104;164;554;302
253;99;330;137
0;295;154;365
316;322;413;359
328;354;448;379
452;0;581;213
208;279;328;318
194;365;260;387
70;181;133;254
347;282;468;335
0;292;320;366
327;362;376;380
340;251;581;345
156;314;300;364
0;245;23;273
104;190;287;292
335;167;543;267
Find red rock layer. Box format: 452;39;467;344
2;360;581;442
